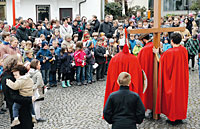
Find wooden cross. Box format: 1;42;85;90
128;0;185;120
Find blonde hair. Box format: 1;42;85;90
117;72;131;86
10;36;18;43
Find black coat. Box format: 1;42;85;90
1;71;33;129
99;22;113;37
103;86;145;129
94;45;106;64
50;54;58;72
16;26;30;42
60;52;72;74
90;19;100;32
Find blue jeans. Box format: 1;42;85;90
49;71;57;85
86;64;93;82
76;66;85;83
13;102;35;118
41;70;49;85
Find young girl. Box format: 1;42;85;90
67;44;76;83
29;59;46;122
6;65;37;127
74;42;86;86
60;47;72;87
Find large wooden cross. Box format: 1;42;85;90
128;0;185;120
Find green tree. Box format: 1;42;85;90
190;0;200;15
126;5;147;18
105;2;122;19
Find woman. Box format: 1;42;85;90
29;59;46;122
1;55;33;129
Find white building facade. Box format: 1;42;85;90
6;0;104;25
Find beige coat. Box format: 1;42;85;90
6;75;34;97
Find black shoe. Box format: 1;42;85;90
166;120;183;125
0;111;5;114
36;118;46;122
82;82;87;85
88;81;92;84
1;108;7;112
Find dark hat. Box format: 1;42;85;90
138;33;150;40
42;41;48;48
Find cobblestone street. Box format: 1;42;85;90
0;69;199;129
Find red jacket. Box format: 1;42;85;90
74;50;86;67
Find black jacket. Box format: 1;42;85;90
103;86;145;129
99;22;113;37
94;45;106;64
60;52;72;74
90;19;100;32
1;71;33;129
16;26;30;42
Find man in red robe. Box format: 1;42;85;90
137;34;154;114
103;43;144;109
155;33;189;124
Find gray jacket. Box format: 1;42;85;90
28;68;44;100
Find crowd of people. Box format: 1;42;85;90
0;11;199;128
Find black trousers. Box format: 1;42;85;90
96;63;106;80
188;54;195;68
62;72;71;81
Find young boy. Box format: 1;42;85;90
103;72;145;129
23;41;32;58
24;50;33;62
94;38;107;81
36;41;52;86
6;65;37;127
49;46;58;87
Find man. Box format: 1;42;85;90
16;20;31;42
155;33;189;124
137;34;154;115
60;18;73;38
104;72;145;129
99;15;113;37
104;41;144;110
90;15;100;32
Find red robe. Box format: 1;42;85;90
137;42;154;110
103;44;144;108
156;46;189;121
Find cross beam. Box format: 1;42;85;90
128;0;185;120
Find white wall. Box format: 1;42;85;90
128;0;149;10
81;0;101;21
6;0;102;25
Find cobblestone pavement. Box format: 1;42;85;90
0;68;199;129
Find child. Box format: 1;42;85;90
24;50;33;62
132;40;143;56
60;47;72;87
85;41;95;84
6;65;37;127
29;59;46;122
36;41;52;86
92;32;98;51
162;38;172;52
73;34;79;44
67;44;76;82
74;41;86;86
49;46;58;87
94;38;107;81
103;72;145;129
50;29;63;47
19;40;26;56
23;41;32;58
129;34;136;52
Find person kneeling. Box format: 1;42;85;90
103;72;145;129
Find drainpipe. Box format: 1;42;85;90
79;0;87;16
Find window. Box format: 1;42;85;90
163;0;190;11
0;1;6;20
36;5;50;21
